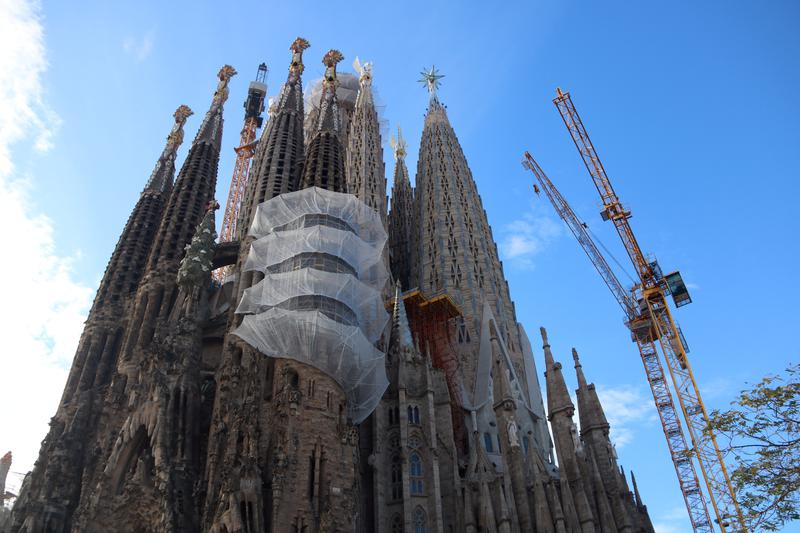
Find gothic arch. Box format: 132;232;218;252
413;506;427;533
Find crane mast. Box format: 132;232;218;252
523;152;714;531
215;63;268;282
545;88;746;532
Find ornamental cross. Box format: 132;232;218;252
418;65;444;96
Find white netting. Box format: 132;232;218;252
235;309;389;422
234;186;390;423
249;186;387;246
243;224;385;284
236;269;388;342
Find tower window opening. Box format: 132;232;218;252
413;506;427;533
410;453;424;495
484;432;494;453
391;455;402;500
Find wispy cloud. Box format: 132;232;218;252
123;29;155;62
653;505;691;533
499;201;562;269
0;0;93;497
573;384;656;449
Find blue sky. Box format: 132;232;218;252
1;1;798;531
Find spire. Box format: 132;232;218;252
388;126;413;289
145;104;193;193
146;65;229;271
300;50;347;192
346;57;387;222
573;347;610;433
239;38;309;230
631;471;642;507
194;65;236;147
540;327;574;419
315;49;344;134
390;126;407;161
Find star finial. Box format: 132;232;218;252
418;65;444;97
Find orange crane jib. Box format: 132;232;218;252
520;88;747;533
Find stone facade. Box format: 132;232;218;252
9;38;655;533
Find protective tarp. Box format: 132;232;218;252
234;186;390;423
243;224;385;283
235;309;389;423
249;186;387;247
236;269;388;342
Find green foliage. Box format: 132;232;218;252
707;364;800;531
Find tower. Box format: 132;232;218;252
347;58;387;223
388;127;414;290
9;42;659;533
411;63;552;484
8;105;193;531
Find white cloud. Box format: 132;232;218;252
653;505;691;533
573;384;656;449
122;29;155;62
499;201;562;268
0;0;93;498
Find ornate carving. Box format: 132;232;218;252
212;65;238;106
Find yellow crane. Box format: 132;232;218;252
521;88;747;532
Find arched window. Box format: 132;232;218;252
484;432;494;453
413;406;420;425
410;452;424;495
522;435;530;454
391;514;403;533
391;455;403;500
413;506;427;533
407;405;413;423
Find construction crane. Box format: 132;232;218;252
522;152;715;531
214;63;268;282
521;87;747;532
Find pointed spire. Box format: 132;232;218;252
631;470;643;507
573;347;588;389
388;125;413;289
573;347;610;433
314;49;344;134
390;126;407;161
346;56;387;222
300;51;347;192
145;104;193;193
194;65;237;147
540;327;574;418
239;38;310;230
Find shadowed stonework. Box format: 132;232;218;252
9;41;655;533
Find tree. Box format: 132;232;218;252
707;364;799;531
